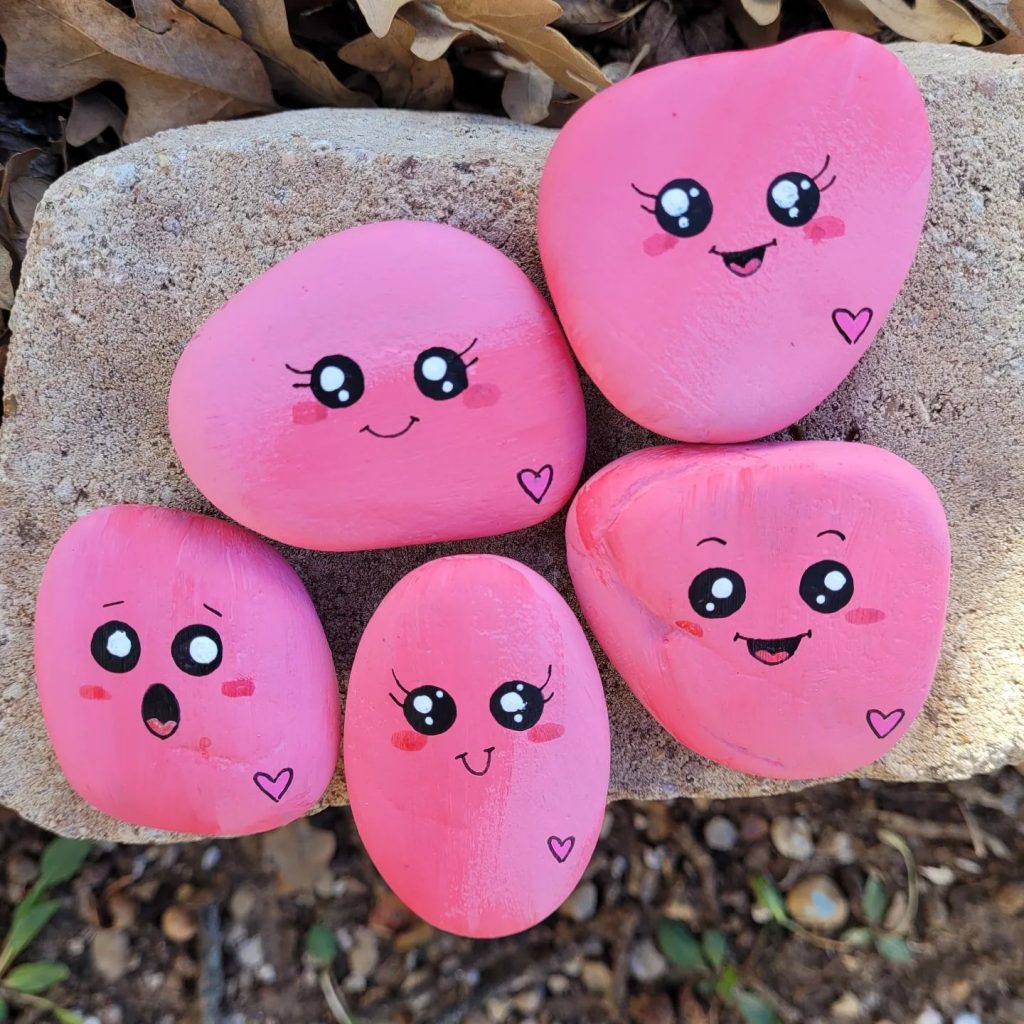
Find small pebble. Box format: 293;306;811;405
236;935;264;970
819;829;857;866
628;991;675;1024
581;960;613;994
200;845;222;871
347;926;380;980
229;886;258;921
513;989;543;1014
485;996;511;1023
547;974;570;995
91;928;129;982
740;815;769;842
161;906;197;944
704;816;738;851
560;880;598;923
995;881;1024;916
921;866;956;886
915;1008;944;1024
831;992;863;1020
786;875;849;931
771;816;815;861
628;938;667;983
953;1014;981;1024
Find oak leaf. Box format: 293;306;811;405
65;91;127;148
816;0;881;34
857;0;984;42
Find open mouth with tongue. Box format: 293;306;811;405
734;630;811;666
711;240;777;278
142;683;181;740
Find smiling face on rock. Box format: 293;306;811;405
538;31;931;443
169;221;586;552
344;556;610;938
34;505;339;835
566;443;951;780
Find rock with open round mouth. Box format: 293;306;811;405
142;683;180;739
736;631;810;665
712;241;776;278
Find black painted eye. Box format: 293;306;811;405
309;355;365;408
490;680;547;731
767;172;821;227
688;568;746;619
91;621;141;673
653;179;713;237
171;624;223;676
402;685;458;735
414;347;470;401
800;560;854;614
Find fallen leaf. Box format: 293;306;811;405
817;0;881;33
965;0;1021;30
0;0;276;143
219;0;373;106
401;2;492;61
355;0;409;36
262;818;336;895
179;0;244;36
556;0;649;35
601;42;650;84
501;62;556;122
65;91;127;148
635;1;689;64
858;0;984;42
726;0;782;45
340;18;454;109
740;0;783;27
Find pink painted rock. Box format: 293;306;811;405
344;555;609;938
566;443;950;779
538;31;931;443
34;505;339;835
169;221;586;551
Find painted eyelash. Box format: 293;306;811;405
540;663;554;704
458;337;480;369
285;363;313;389
813;154;837;192
630;183;658;215
388;668;410;707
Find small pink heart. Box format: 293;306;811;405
253;767;294;802
518;465;554;504
547;834;576;863
866;708;905;739
832;307;873;345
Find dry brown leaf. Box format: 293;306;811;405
219;0;372;106
985;29;1024;47
739;0;783;27
858;0;984;42
355;0;409;36
400;2;493;60
556;0;649;35
0;0;276;143
66;91;127;148
726;0;782;45
817;0;881;33
340;17;454;109
180;0;244;36
966;0;1021;30
501;62;556;122
262;818;336;896
601;42;650;83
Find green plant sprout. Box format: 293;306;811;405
656;918;781;1024
0;836;91;1023
306;923;361;1024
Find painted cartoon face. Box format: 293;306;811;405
344;556;609;938
169;221;586;551
34;505;339;835
538;31;931;443
567;443;950;779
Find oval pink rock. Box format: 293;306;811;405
34;505;339;835
169;221;586;551
566;443;950;779
344;556;609;938
538;31;931;442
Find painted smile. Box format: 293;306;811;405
361;416;420;440
142;683;180;739
733;630;811;666
456;747;495;777
710;240;777;278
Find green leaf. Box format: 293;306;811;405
655;919;708;971
701;928;728;971
5;961;70;994
0;899;61;970
54;1010;84;1024
875;934;913;962
840;926;874;948
37;839;91;889
305;924;338;966
714;963;739;1000
861;874;888;925
749;875;789;925
732;988;781;1024
0;996;8;1021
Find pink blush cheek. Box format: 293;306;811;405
644;234;678;257
292;401;327;425
528;723;564;743
845;607;886;625
463;383;501;409
391;730;428;752
673;620;704;639
803;216;846;244
79;685;112;700
221;678;256;698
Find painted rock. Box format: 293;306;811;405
566;443;950;779
344;555;609;938
169;221;586;551
34;504;339;835
538;31;931;443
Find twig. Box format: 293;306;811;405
878;829;919;937
319;969;356;1024
956;800;988;859
875;810;974;842
677;824;718;917
197;901;225;1024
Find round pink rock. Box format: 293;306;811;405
35;505;339;835
344;555;609;938
169;221;586;551
538;31;931;442
567;443;950;779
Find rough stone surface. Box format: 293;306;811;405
0;44;1022;842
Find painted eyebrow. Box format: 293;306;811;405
696;536;727;546
817;529;846;541
202;603;223;618
101;600;125;608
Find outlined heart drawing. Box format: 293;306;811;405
547;834;576;863
832;307;873;345
518;465;554;504
253;767;294;802
866;708;906;739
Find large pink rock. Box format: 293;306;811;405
34;505;339;835
538;31;930;443
169;221;586;551
344;556;609;938
567;443;950;780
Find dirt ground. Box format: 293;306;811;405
1;768;1021;1024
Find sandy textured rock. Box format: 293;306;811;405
0;44;1022;842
